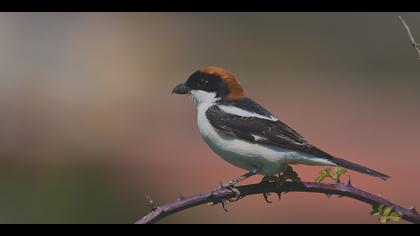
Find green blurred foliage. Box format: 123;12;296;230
0;163;140;223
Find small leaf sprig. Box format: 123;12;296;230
315;168;403;224
315;167;347;184
146;195;158;211
371;204;402;224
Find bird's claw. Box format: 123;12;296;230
259;176;285;203
220;181;242;202
209;181;242;210
281;166;301;182
259;167;300;203
220;199;229;212
262;192;272;203
226;188;242;202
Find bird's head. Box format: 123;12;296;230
172;67;245;105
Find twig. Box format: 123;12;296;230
398;16;420;60
135;181;420;224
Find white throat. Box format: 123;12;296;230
188;90;219;108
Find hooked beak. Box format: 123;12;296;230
172;83;191;94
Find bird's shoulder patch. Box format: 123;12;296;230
218;98;275;119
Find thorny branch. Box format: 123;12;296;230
136;17;420;224
399;16;420;60
136;181;420;224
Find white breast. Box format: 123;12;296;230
195;101;291;175
189;90;335;176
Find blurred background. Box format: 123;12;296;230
0;12;419;224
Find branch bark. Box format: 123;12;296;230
399;16;420;60
136;181;420;224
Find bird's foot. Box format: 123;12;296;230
220;181;242;202
261;175;286;184
258;166;300;203
280;166;301;182
210;169;260;206
259;176;286;203
208;181;242;212
209;181;242;208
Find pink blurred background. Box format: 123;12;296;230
0;12;419;223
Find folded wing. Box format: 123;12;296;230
206;104;389;180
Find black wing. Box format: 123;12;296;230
206;105;334;160
206;104;390;180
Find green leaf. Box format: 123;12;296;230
371;212;381;217
335;167;347;176
315;168;332;183
321;168;332;177
378;204;386;211
333;167;347;183
383;206;393;217
371;204;403;224
388;212;402;222
380;216;389;224
315;168;348;184
370;209;380;216
315;175;327;183
370;205;381;216
388;216;402;222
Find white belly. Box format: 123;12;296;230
196;102;330;176
188;89;336;176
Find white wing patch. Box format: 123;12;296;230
218;105;278;121
252;135;268;142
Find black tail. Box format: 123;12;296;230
330;157;390;181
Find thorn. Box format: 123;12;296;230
409;205;418;214
209;181;225;197
177;192;185;202
346;177;353;187
263;192;273;204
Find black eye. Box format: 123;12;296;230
198;78;208;86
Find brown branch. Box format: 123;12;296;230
399;16;420;60
135;181;420;224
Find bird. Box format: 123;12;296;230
172;67;389;187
